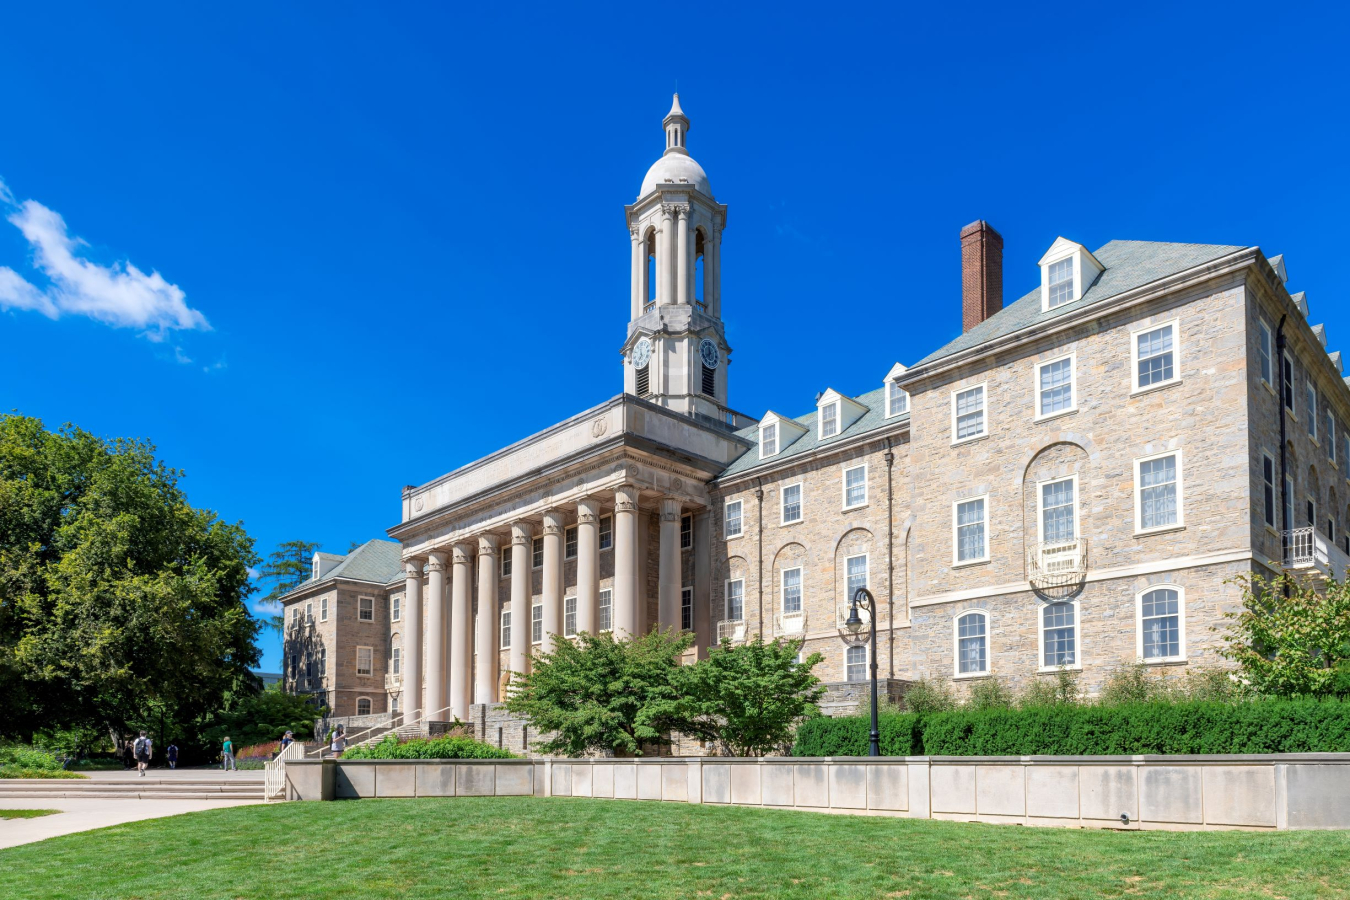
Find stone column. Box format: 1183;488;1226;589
449;542;474;721
576;497;600;634
630;229;641;319
424;550;448;721
658;497;682;631
402;558;424;721
676;207;689;306
693;510;711;658
509;521;532;683
709;225;722;318
475;535;500;704
541;509;566;643
613;485;641;636
658;205;675;306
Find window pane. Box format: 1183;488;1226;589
532;537;543;568
1041;479;1075;543
955;387;985;439
846;645;866;682
889;384;908;416
1307;385;1317;437
1263;456;1276;528
599;516;613;550
680;515;692;549
726;580;744;621
845;466;867;508
532;604;543;643
565;527;578;559
846;555;868;602
1137;325;1175;387
762;424;777;456
782;567;802;614
1258;324;1272;383
598;589;612;632
1042;602;1076;666
1141;589;1180;658
1039;358;1073;415
1047;257;1074;308
821;403;838;437
957;613;987;674
681;587;693;631
1139;455;1178;529
956;499;986;562
783;484;802;522
725;501;743;537
564;597;577;637
500;611;511;648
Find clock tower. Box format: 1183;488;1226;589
622;95;731;422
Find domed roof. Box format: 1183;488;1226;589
640;153;711;198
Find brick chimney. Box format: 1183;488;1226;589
960;221;1003;332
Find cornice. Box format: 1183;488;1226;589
712;418;910;489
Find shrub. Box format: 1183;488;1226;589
966;677;1015;711
341;734;516;760
1020;668;1080;707
791;713;923;757
899;678;955;714
0;744;86;779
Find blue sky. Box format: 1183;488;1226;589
3;3;1348;672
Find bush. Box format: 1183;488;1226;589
967;677;1016;711
791;713;924;757
340;734;516;760
898;678;955;714
1020;668;1080;707
0;744;86;779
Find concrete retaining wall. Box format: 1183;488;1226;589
285;754;1350;830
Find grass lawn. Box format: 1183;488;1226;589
1;797;1348;899
0;809;59;819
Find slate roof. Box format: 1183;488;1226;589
914;240;1248;367
282;539;404;601
718;385;906;479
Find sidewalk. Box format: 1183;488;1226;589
0;796;262;849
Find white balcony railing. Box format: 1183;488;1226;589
384;672;402;690
835;602;871;631
776;610;806;635
1283;527;1350;581
717;619;747;644
1027;538;1089;588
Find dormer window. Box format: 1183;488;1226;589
887;382;908;417
1039;238;1104;313
819;402;839;439
1047;258;1074;309
761;422;778;457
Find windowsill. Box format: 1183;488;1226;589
1130;378;1181;398
1264;524;1279;538
780;519;803;528
952;671;992;681
951;433;989;448
1037;664;1083;674
1309;436;1320;448
1285;408;1298;423
1140;657;1188;667
1261;380;1276;397
724;533;744;541
1034;407;1078;424
1134;524;1186;538
951;557;991;570
842;503;869;513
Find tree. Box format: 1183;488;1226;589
504;629;693;757
258;540;321;633
0;414;261;747
1221;574;1350;698
678;636;825;756
203;689;327;750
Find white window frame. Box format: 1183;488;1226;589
391;646;401;676
680;586;693;632
781;482;803;525
598;515;613;551
819;401;840;439
500;552;512;578
391;594;401;622
1262;452;1277;531
1284;475;1295;533
952;609;990;678
1257;319;1273;389
842;464;868;510
951;495;990;566
531;602;543;645
1131;319;1181;394
1307;383;1319;442
356;696;372;716
781;566;803;615
845;644;868;683
724;499;744;538
320;596;328;622
760;422;778;459
532;536;544;569
1135;585;1186;663
598;588;612;632
886;380;909;418
563;596;577;637
1329;411;1338;466
305;602;313;623
1133;449;1185;535
1045;256;1075;309
1037;598;1082;672
843;553;869;605
1036;474;1079;545
1282;353;1296;416
319;646;326;677
725;578;745;622
950;383;987;444
500;609;512;649
680;514;693;550
356;645;373;676
358;596;373;621
1034;352;1078;421
565;525;578;560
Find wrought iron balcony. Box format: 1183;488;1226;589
776;610;806;635
716;619;747;644
1283;527;1350;581
1027;538;1089;589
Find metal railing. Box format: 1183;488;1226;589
1027;538;1089;588
1283;527;1350;581
716;619;747;644
643;301;655;314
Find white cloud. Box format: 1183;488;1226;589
247;566;261;580
253;600;283;616
0;177;209;338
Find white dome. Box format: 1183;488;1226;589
640;152;711;198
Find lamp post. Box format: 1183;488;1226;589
844;587;881;757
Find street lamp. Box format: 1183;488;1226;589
844;587;881;757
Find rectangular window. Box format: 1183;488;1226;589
358;596;373;621
1134;322;1178;390
565;525;578;560
846;645;867;683
320;597;328;622
1263;454;1277;529
955;498;988;563
1257;320;1273;386
501;552;512;577
390;647;399;677
680;514;692;550
392;594;401;622
681;586;693;632
957;612;988;675
953;385;986;441
1285;475;1295;533
1306;497;1316;529
1139;589;1181;660
531;603;543;644
887;381;909;417
500;610;511;649
845;554;868;603
1343;431;1350;476
1037;355;1075;417
724;500;743;537
319;647;326;677
781;483;803;524
1329;412;1337;463
598;589;612;632
532;537;544;569
564;597;577;637
356;646;373;676
1136;452;1182;532
1047;257;1074;308
1283;354;1296;412
725;579;744;621
305;602;313;623
1041;602;1077;667
820;402;839;438
701;364;716;397
761;422;778;457
1040;478;1076;544
1307;384;1318;439
598;516;613;550
843;465;867;509
781;567;802;614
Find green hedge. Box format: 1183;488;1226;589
0;744;87;779
791;699;1350;757
340;735;516;760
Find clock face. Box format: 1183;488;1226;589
631;338;652;369
699;338;720;369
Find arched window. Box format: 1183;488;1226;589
955;611;988;675
694;228;706;307
356;697;372;716
845;645;866;683
1137;587;1184;662
646;230;657;306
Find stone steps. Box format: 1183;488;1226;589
0;777;265;801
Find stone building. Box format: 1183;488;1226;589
282;94;1348;726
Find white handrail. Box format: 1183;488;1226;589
264;740;306;801
311;704;461;758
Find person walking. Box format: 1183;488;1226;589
279;730;294;753
133;731;153;776
330;726;347;757
221;735;237;772
166;742;179;770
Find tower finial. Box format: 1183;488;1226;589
662;93;689;157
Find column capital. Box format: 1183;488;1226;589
576;496;602;523
403;558;424;578
676;205;689;221
614;484;641;512
510;521;534;545
660;497;683;522
660;203;677;220
542;508;567;534
426;549;448;572
451;542;474;565
478;534;500;557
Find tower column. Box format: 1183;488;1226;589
709;224;722;318
474;535;500;704
658;497;682;631
676;206;689;306
508;522;532;684
402;558;424;722
659;205;676;307
613;485;641;636
449;542;474;721
630;229;641;319
424;550;448;721
541;509;566;643
576;498;600;634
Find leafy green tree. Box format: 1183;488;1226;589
257;540;321;633
1222;574;1350;697
504;629;693;757
678;636;824;756
0;414;260;745
203;689;326;749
